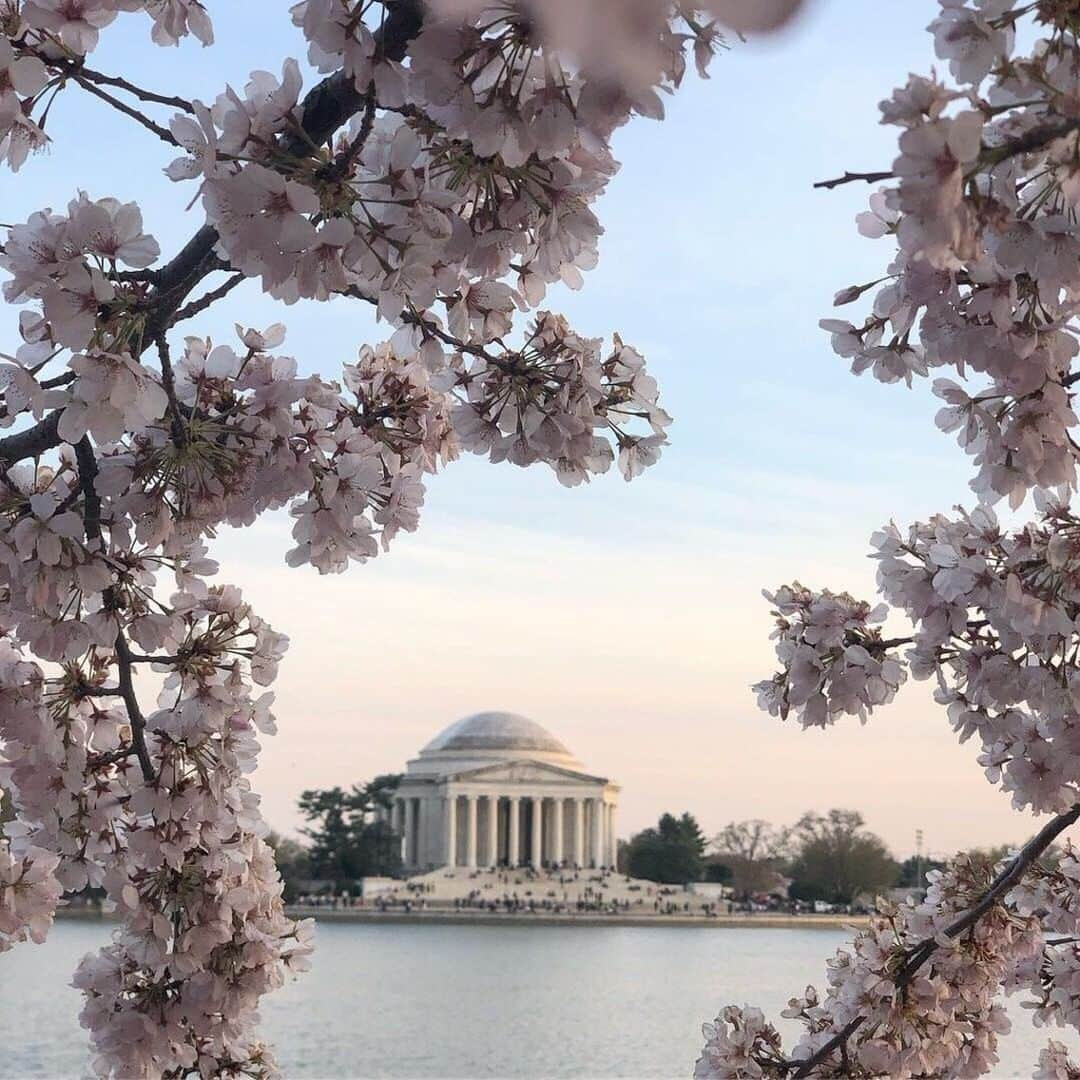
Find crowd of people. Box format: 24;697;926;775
290;865;739;919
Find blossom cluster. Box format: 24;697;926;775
722;3;1080;1075
752;582;907;728
446;311;670;485
823;4;1080;510
0;0;731;1072
698;854;1043;1078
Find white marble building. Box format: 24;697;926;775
390;712;619;872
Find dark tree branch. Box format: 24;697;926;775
0;410;60;464
74;436;156;784
39;371;75;389
895;804;1080;982
78;686;122;698
155;335;188;449
872;635;914;650
87;744;136;771
113;629;156;783
323;84;377;182
980;116;1080;168
30;48;196;113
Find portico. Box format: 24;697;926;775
391;712;619;872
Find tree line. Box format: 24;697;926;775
623;809;950;905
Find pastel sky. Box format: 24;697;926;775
2;0;1036;860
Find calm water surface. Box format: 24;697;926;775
2;920;1076;1078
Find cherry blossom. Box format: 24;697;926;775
704;3;1080;1075
0;1;742;1072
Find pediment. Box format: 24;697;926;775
446;758;608;786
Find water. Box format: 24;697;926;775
1;919;1074;1079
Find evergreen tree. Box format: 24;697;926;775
626;812;706;884
298;773;403;889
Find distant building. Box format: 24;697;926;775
390;711;619;873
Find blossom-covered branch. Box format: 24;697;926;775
703;3;1080;1076
0;0;804;1074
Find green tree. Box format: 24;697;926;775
266;831;313;902
298;773;403;889
626;812;706;884
788;809;899;905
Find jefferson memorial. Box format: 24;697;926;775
390;712;620;872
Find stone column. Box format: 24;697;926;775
486;795;499;867
417;798;428;867
590;797;603;868
404;797;416;868
608;803;617;868
574;797;585;867
551;797;564;866
391;798;403;862
444;792;457;869
531;796;543;868
465;794;478;869
508;796;520;866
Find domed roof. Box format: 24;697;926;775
421;711;571;755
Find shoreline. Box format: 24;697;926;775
280;908;869;929
51;907;870;930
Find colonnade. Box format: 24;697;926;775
391;791;616;871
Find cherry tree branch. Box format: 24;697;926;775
0;0;425;469
112;628;156;784
979;116;1080;168
0;410;60;464
73;436;156;784
27;47;196;113
790;802;1080;1078
154;335;187;447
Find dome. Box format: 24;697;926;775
421;711;571;755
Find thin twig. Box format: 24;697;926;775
324;83;377;181
814;170;894;191
170;272;246;326
68;73;180;146
87;745;135;771
816;118;1080;194
73;63;195;113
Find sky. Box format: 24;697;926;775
1;0;1042;861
